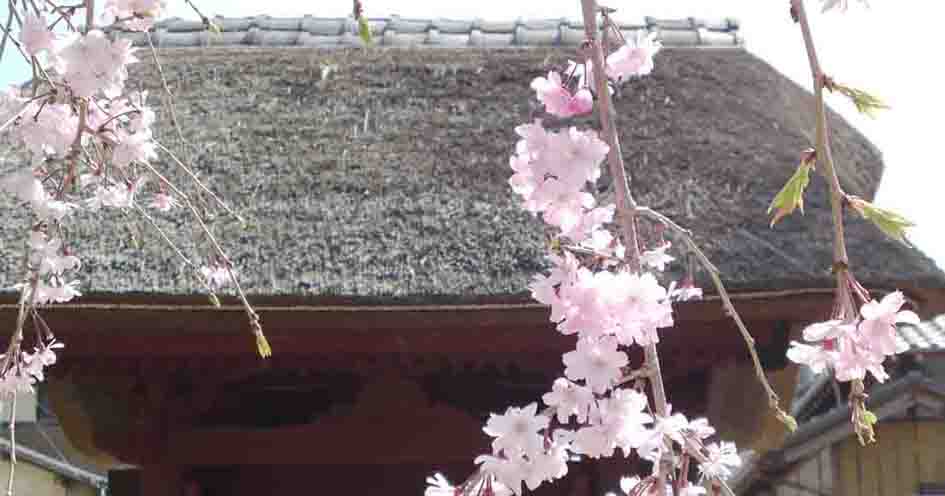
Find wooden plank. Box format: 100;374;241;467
917;421;945;482
837;438;862;496
858;440;881;496
899;421;921;495
0;303;780;362
877;423;904;496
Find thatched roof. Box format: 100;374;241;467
1;17;942;302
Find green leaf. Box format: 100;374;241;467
829;82;889;118
863;409;878;426
767;159;814;227
358;17;373;45
848;196;915;244
777;410;798;432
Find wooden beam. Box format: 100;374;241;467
0;290;842;344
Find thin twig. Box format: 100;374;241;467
145;32;191;149
83;0;93;32
791;0;871;444
637;206;796;430
139;160;269;357
133;204;193;266
579;3;641;273
0;4;14;64
155;141;245;223
0;92;53;134
579;2;673;493
182;0;209;25
5;392;16;496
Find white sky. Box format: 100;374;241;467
2;1;943;268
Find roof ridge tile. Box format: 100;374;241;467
107;15;744;48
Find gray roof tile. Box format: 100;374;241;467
898;315;945;352
105;15;743;48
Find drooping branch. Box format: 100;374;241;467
790;0;872;444
578;1;671;492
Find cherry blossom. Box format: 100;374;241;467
1;169;44;204
30;232;81;276
112;129;157;167
572;423;617;458
508;122;609;231
833;338;889;383
542;378;595;424
667;279;704;302
483;403;548;457
562;336;628;394
56;30;138;98
530;71;593;118
450;11;750;493
87;180;143;210
639;407;688;462
858;291;920;356
423;473;455;496
821;0;869;13
150;192;179;212
619;476;641;495
686;417;717;440
606;31;661;81
698;441;741;480
600;388;653;453
474;454;541;496
30;279;82;304
17;103;79;158
640;243;674;272
20;13;58;57
104;0;167;31
786;340;835;374
201;265;235;290
529;253;581;323
802;319;855;341
21;341;64;383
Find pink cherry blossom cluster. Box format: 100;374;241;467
430;387;739;496
104;0;168;31
0;2;250;407
0;339;63;399
526;30;662;120
820;0;869;13
509;121;610;242
787;291;919;383
430;24;737;496
1;8;234;306
1;29;171;298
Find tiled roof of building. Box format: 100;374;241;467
897;315;945;352
0;423;107;488
106;15;742;48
